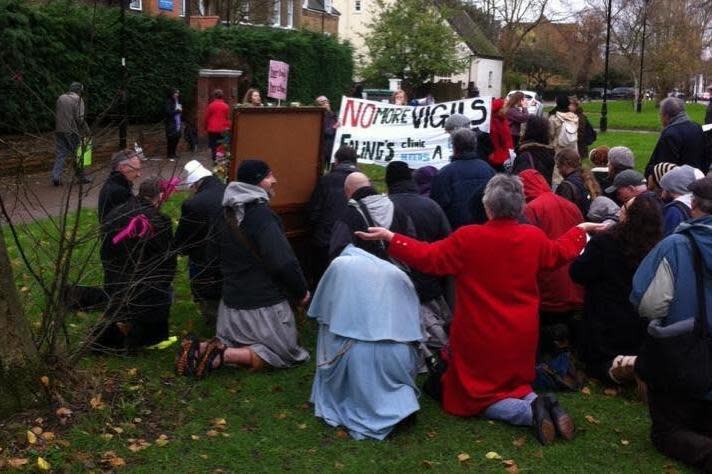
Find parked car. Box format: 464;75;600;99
668;90;687;100
608;87;636;99
506;90;544;116
699;91;712;101
588;88;611;99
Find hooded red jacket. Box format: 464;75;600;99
520;169;584;312
488;98;513;167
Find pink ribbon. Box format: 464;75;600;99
159;177;182;205
112;214;154;245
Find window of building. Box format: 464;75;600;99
129;0;142;10
287;0;294;27
179;0;186;16
354;0;362;12
273;0;282;26
488;71;493;88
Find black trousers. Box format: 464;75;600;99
166;133;180;158
208;132;223;161
648;390;712;472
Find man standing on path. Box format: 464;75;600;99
53;82;91;186
645;97;706;178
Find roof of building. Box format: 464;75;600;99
304;0;341;15
433;0;502;60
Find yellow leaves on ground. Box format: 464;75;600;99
155;434;169;447
457;452;471;462
26;430;37;445
485;451;502;460
7;458;29;469
585;415;601;424
37;457;51;471
127;439;151;453
512;436;527;448
90;394;105;410
101;451;126;469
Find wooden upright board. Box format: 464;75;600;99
229;106;324;239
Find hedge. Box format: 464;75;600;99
0;0;353;134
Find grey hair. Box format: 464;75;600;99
482;174;525;219
111;149;138;170
444;113;471;132
451;128;477;154
694;196;712;214
660;97;685;119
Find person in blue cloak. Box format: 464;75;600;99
308;245;422;440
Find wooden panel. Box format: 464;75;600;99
229;107;324;211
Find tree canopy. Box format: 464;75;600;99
361;0;468;85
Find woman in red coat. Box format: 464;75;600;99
357;174;603;445
204;89;231;161
488;98;514;171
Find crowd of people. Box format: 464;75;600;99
72;87;712;472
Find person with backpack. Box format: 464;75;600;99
659;165;704;235
569;97;596;160
549;96;579;187
570;193;662;385
630;176;712;472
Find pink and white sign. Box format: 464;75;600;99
267;60;289;101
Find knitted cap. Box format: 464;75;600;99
608;146;635;169
385;161;412;186
652;162;677;186
237;159;271;185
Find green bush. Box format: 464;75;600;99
0;0;353;134
201;26;353;107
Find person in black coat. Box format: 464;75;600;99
307;145;358;284
98;149;142;224
316;95;338;171
386;161;453;353
555;148;593;216
511;115;556;186
430;128;496;228
645;97;706;178
164;88;182;159
174;160;226;325
329;172;414;260
569;193;662;384
705;86;712;125
97;177;177;352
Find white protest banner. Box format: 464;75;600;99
267;60;289;101
332;96;492;169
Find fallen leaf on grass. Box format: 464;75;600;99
37;457;51;471
56;407;73;424
621;439;630;446
485;451;502;460
40;376;50;387
128;439;151;452
7;458;29;468
112;426;124;434
101;451;126;468
100;434;114;441
90;394;105;410
273;412;288;420
206;430;220;437
334;462;344;469
425;431;437;439
335;429;349;439
580;386;592;395
191;435;201;440
155;434;169;447
211;418;227;427
31;426;43;435
41;432;55;441
126;368;138;377
512;436;526;448
297;423;307;429
603;388;618;397
200;454;209;460
457;452;471;462
503;459;520;473
585;415;601;425
422;460;434;469
27;430;37;445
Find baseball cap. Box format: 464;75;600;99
605;169;646;194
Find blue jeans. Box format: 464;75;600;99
482;392;537;426
53;132;80;182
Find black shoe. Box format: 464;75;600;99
531;395;556;445
543;393;575;441
52;178;62;187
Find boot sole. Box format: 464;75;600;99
538;418;556;445
553;413;576;441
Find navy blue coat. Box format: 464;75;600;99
645;117;706;176
430;151;496;229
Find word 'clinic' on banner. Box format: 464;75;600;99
332;96;492;169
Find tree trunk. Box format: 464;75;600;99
0;224;40;414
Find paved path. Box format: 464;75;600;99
0;151;214;224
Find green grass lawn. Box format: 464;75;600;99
580;100;708;131
590;131;657;172
0;179;690;473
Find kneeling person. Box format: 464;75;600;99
309;246;422;440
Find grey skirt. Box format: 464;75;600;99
217;300;310;368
